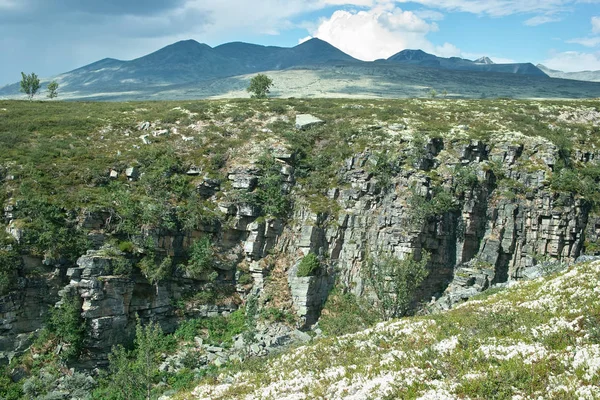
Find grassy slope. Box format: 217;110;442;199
181;260;600;400
1;98;600;252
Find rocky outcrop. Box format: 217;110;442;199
2;128;600;367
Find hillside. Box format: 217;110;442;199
188;259;600;399
1;98;600;399
537;64;600;83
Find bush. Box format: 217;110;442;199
174;308;246;346
48;293;84;360
96;320;173;400
318;288;379;336
408;186;459;225
118;241;135;253
362;250;430;320
296;253;320;277
0;366;23;400
255;154;291;218
260;307;295;324
186;236;215;280
0;241;20;295
138;255;172;285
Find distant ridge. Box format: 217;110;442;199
537;64;600;82
3;38;600;100
387;49;546;76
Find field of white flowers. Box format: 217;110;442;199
181;260;600;399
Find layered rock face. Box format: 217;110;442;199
1;129;598;366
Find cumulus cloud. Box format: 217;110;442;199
542;51;600;72
303;6;460;61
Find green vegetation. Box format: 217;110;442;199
247;74;273;99
0;237;20;295
46;81;59;99
46;293;85;360
408;185;459;225
255;153;291;218
318;288;379;336
1;98;599;272
174;309;246;346
94;320;175;400
19;72;40;100
363;250;430;320
186;236;217;280
296;253;320;277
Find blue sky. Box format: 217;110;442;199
1;0;599;86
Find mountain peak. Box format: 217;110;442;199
474;56;494;65
387;49;436;62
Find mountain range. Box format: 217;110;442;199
536;64;600;82
1;38;600;100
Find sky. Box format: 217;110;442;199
1;0;600;86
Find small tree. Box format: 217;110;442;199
247;74;273;99
20;72;41;101
429;89;437;99
362;250;430;320
47;81;59;99
99;320;170;400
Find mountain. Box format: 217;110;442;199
537;64;600;82
474;56;494;65
0;38;358;98
3;39;600;101
387;49;547;77
213;38;357;72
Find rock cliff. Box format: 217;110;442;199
1;99;600;375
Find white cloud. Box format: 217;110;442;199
304;6;460;61
593;16;600;34
395;0;600;18
542;51;600;72
413;9;445;21
567;37;600;47
524;15;561;26
564;16;600;48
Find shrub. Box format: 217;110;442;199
408;186;459;225
362;250;430;320
118;241;135;253
260;307;295;324
318;288;379;336
296;253;320;277
0;366;23;400
174;308;246;346
48;293;84;360
255;153;291;218
368;151;399;190
96;320;173;400
138;256;172;285
0;241;20;295
186;236;215;280
237;273;253;285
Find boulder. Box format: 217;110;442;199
295;114;324;130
